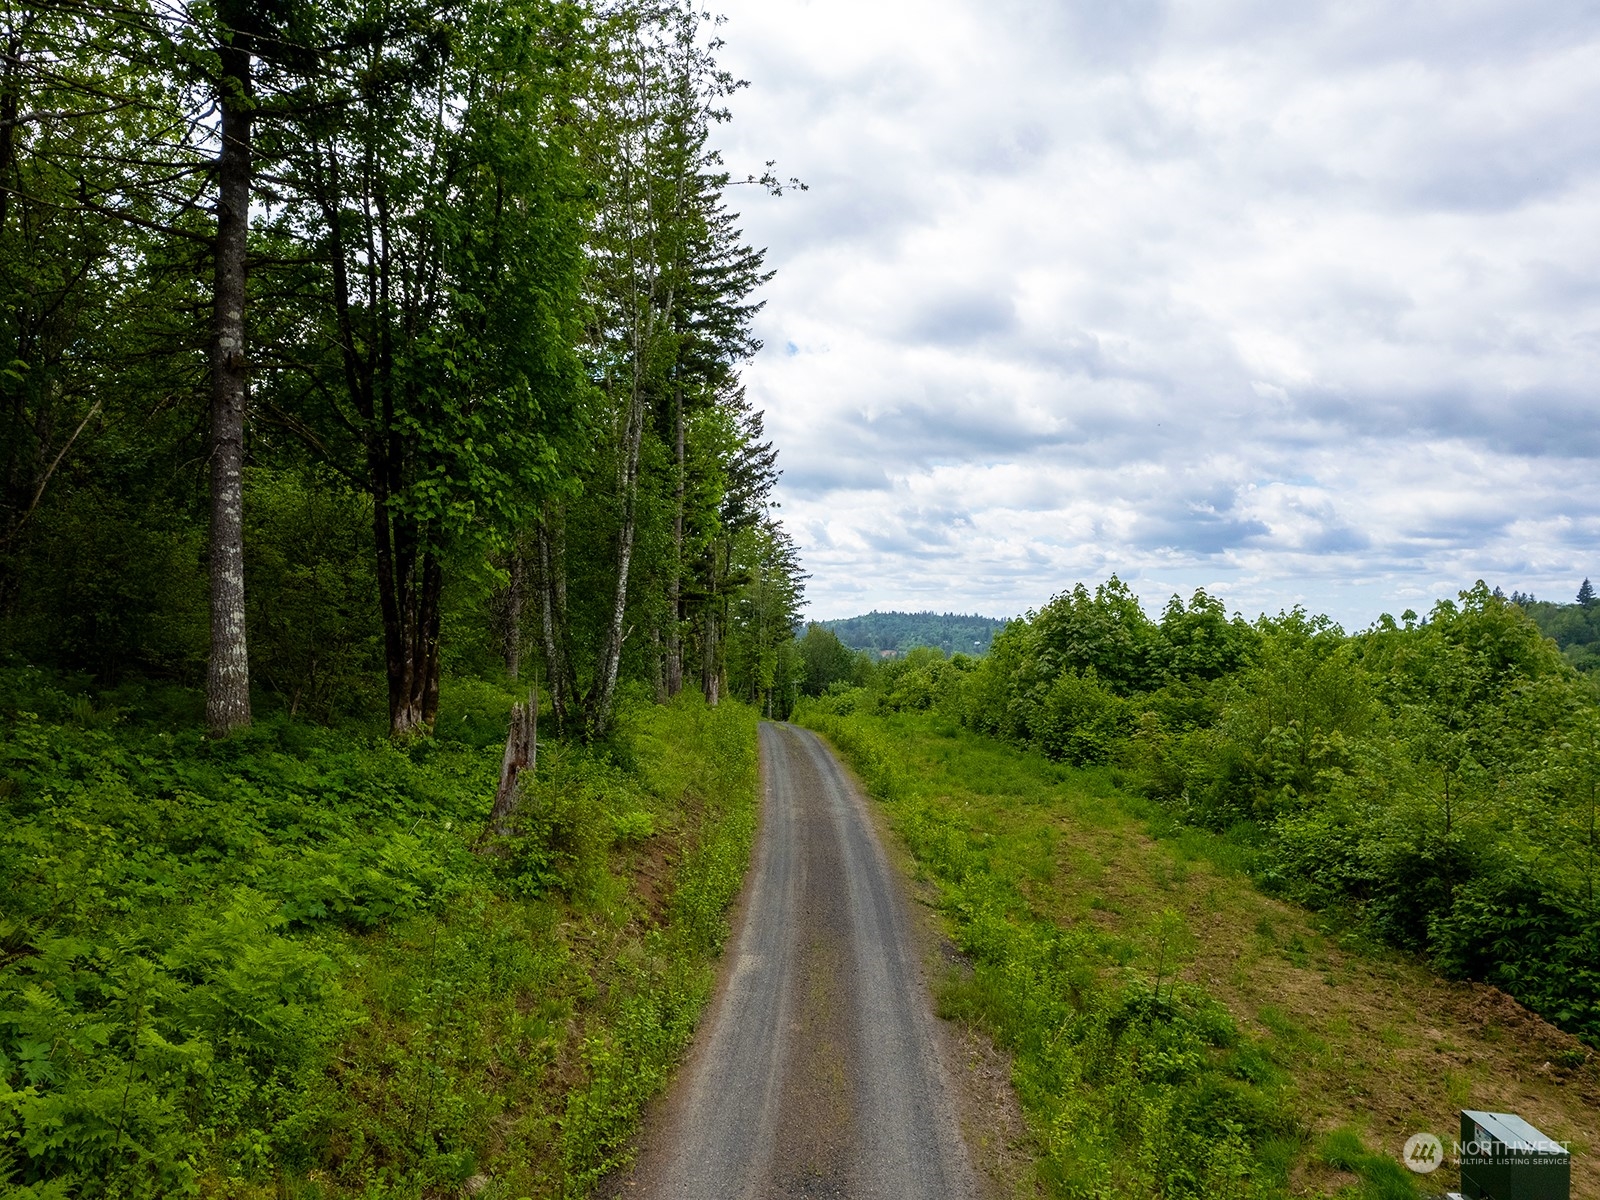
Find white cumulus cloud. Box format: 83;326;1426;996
711;0;1600;626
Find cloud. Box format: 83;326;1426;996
711;0;1600;626
902;289;1018;345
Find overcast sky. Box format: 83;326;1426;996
709;0;1600;628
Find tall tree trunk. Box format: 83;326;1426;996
502;546;524;680
373;497;441;737
665;387;685;696
419;547;443;727
702;606;720;706
585;388;646;739
375;502;419;737
536;506;577;729
537;526;562;723
206;43;253;736
312;136;442;740
650;625;664;701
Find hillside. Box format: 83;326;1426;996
819;610;1008;657
0;674;760;1196
1512;580;1600;676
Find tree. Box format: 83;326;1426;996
660;166;770;697
277;0;590;736
0;3;118;599
697;389;779;704
1032;575;1161;695
0;0;799;754
202;0;262;734
196;0;346;733
535;0;775;738
1579;578;1595;608
724;517;805;716
1157;589;1255;682
0;0;333;731
799;623;854;695
532;0;696;738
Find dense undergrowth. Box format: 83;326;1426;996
800;581;1600;1049
0;669;758;1198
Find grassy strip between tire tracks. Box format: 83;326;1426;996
795;705;1600;1200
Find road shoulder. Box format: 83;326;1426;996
819;727;1042;1200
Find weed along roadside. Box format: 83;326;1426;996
0;677;759;1198
794;705;1600;1200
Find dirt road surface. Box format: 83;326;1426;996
614;721;978;1199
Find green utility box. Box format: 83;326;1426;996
1459;1110;1570;1200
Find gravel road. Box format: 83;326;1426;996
614;721;978;1200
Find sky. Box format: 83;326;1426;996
707;0;1600;629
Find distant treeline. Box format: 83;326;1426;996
799;578;1600;1048
817;610;1008;657
1512;579;1600;677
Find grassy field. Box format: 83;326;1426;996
796;706;1600;1200
1;672;758;1199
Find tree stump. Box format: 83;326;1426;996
481;690;537;849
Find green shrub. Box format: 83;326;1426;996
0;892;354;1196
943;582;1600;1049
1033;671;1130;765
657;695;760;956
1429;867;1600;1042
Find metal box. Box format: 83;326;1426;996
1459;1110;1571;1200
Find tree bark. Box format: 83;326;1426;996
482;689;537;847
665;386;685;697
309;117;456;740
372;493;442;737
420;547;443;726
537;506;578;729
502;546;524;680
584;387;645;739
650;624;664;700
702;606;720;706
373;486;413;736
206;42;253;736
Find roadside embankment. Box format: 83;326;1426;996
798;705;1600;1200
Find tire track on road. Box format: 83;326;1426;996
614;721;977;1199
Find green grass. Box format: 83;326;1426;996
1316;1128;1421;1200
1;669;759;1198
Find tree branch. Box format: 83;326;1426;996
1;400;102;547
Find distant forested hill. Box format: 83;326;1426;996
819;610;1008;656
1512;578;1600;676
